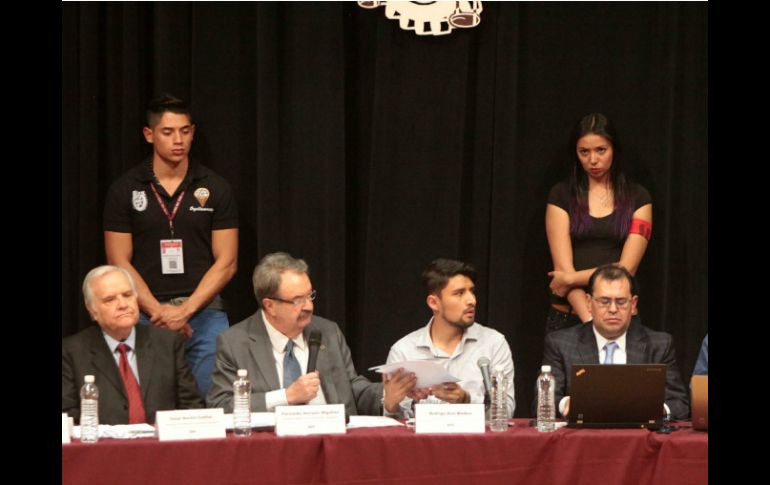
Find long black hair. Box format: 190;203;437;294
568;113;633;239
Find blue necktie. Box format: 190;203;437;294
283;340;302;388
603;341;618;364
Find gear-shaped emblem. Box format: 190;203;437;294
359;1;483;36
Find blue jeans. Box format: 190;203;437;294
138;309;229;397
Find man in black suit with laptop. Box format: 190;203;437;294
540;264;689;420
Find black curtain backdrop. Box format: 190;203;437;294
62;2;708;417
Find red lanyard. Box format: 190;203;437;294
149;183;186;238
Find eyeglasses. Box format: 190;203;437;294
592;297;631;309
267;289;317;308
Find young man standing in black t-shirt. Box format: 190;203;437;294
103;94;239;396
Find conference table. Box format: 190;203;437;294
62;419;707;484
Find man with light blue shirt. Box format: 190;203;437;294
62;265;203;424
383;259;516;418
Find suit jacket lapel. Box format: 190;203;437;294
624;322;648;364
251;313;281;391
135;325;154;400
88;327;125;399
577;324;600;364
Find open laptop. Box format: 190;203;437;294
690;375;708;431
567;364;667;428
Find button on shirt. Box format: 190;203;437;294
385;319;515;418
262;310;327;410
102;328;140;384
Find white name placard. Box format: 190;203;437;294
62;413;71;444
155;408;226;441
414;403;485;434
275;404;346;436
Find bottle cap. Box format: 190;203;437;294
541;365;551;373
84;375;95;383
237;369;248;377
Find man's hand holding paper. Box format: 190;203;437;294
370;360;460;388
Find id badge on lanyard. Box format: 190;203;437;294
150;183;186;275
160;239;184;274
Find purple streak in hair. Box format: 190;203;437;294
570;193;633;240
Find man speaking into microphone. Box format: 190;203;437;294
206;252;385;416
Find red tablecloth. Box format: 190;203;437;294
62;419;707;485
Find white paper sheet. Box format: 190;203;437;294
72;423;156;440
347;415;405;428
223;412;276;430
70;413;279;440
369;360;460;388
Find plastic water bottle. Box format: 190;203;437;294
536;365;556;432
233;369;252;437
489;365;508;432
80;375;99;443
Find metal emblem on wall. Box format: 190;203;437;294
359;1;483;36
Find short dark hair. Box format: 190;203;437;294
587;264;638;296
146;93;192;127
422;258;477;296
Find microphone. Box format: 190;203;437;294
477;356;492;409
307;330;322;373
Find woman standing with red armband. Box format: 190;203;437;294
545;113;652;333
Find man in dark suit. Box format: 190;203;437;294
541;264;689;420
207;252;405;416
62;266;204;424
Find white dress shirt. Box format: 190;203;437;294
262;310;327;410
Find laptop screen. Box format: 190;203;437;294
568;364;667;428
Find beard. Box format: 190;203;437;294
446;312;474;330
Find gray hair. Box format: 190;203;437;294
252;252;309;307
82;265;137;307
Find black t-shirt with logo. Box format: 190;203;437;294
103;160;239;301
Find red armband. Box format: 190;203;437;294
629;218;652;240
